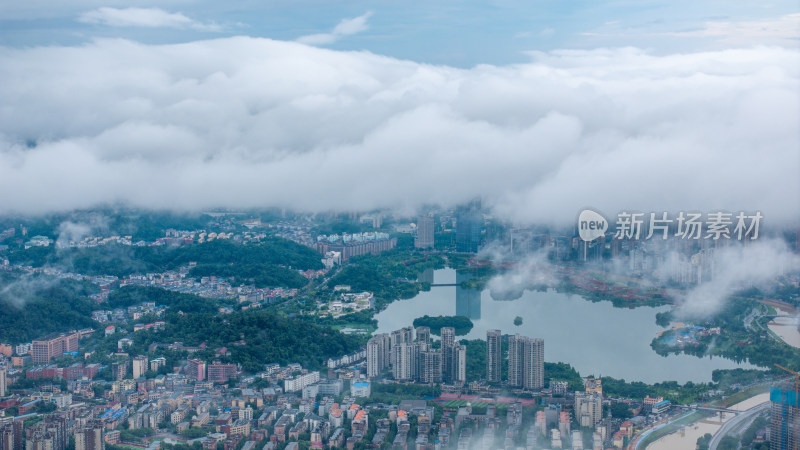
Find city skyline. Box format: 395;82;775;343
0;1;798;449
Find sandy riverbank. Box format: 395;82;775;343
656;321;686;337
767;306;800;349
647;392;769;450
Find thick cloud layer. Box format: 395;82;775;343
0;38;797;225
676;239;800;317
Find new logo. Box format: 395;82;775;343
578;209;607;242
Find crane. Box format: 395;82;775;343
775;364;800;450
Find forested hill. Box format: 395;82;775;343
107;285;220;314
7;238;322;288
144;310;364;372
0;273;97;344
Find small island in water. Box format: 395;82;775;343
413;315;474;335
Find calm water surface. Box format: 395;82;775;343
374;269;756;384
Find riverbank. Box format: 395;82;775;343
767;305;800;349
644;388;770;450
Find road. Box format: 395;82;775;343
744;305;785;344
631;411;694;450
629;384;773;450
708;401;769;450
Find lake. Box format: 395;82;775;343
374;268;756;384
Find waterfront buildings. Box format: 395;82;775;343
415;216;435;249
508;335;544;390
366;334;390;379
486;330;502;383
455;200;482;253
440;327;466;385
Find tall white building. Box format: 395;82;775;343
418;351;442;384
441;327;456;384
575;392;603;427
284;372;320;392
390;327;414;368
452;344;466;384
132;355;148;379
366;333;390;378
392;343;417;381
486;330;502;383
508;335;544;389
415;216;435;249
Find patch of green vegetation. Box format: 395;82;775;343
142;310;364;373
188;263;308;289
653;297;800;375
716;384;770;408
0;273;98;344
328;261;420;307
697;433;713;450
368;383;440;404
8;238;322;288
327;251;446;300
600;377;713;404
610;403;633;419
461;339;486;382
557;278;669;308
312;310;377;330
412;315;473;335
0;210;209;244
108;285;220;314
119;428;154;443
740;414;768;447
544;362;585;392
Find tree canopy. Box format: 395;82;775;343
412;315;473;336
0;273;97;344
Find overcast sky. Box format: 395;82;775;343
0;1;798;226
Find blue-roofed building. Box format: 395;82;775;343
651;400;671;415
352;381;370;398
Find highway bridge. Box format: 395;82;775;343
709;402;770;450
674;404;747;415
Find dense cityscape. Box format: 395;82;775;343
1;1;798;450
0;208;798;450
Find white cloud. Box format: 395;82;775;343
675;239;800;317
668;13;800;46
297;12;372;45
581;14;800;47
78;7;220;31
0;38;797;229
54;213;109;247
